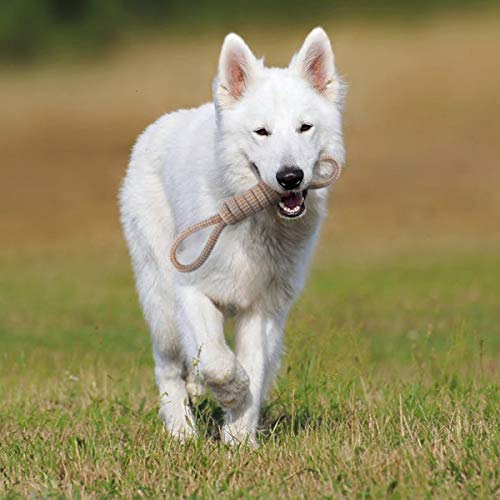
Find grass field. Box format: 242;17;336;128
1;249;498;496
1;11;499;498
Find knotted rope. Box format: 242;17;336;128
170;156;342;273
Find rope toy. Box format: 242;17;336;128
170;156;342;273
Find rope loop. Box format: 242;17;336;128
169;215;224;273
171;155;342;272
309;156;342;190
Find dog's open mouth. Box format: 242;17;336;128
278;190;307;219
251;162;307;220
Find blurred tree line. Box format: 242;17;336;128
0;0;494;63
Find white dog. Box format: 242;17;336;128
120;27;345;445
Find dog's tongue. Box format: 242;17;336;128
281;192;303;209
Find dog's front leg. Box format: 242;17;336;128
176;285;249;409
223;309;285;446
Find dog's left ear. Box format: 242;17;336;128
290;27;336;99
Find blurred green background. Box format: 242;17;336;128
0;0;497;62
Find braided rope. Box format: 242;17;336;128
170;156;342;273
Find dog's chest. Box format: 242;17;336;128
199;233;273;311
198;216;316;312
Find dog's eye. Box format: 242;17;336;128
254;128;270;137
299;123;313;133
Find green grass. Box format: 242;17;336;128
0;247;498;497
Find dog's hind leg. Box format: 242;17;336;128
222;309;285;446
154;347;196;439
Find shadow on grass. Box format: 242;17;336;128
187;393;325;444
190;397;226;441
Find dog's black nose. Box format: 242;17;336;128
276;167;304;190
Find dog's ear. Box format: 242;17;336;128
216;33;260;107
290;27;336;98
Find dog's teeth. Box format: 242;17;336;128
278;195;305;217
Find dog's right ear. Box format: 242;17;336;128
216;33;260;107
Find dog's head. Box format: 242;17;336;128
214;27;346;219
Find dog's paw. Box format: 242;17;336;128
222;425;258;448
158;402;197;441
205;360;250;410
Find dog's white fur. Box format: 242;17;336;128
119;27;345;445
